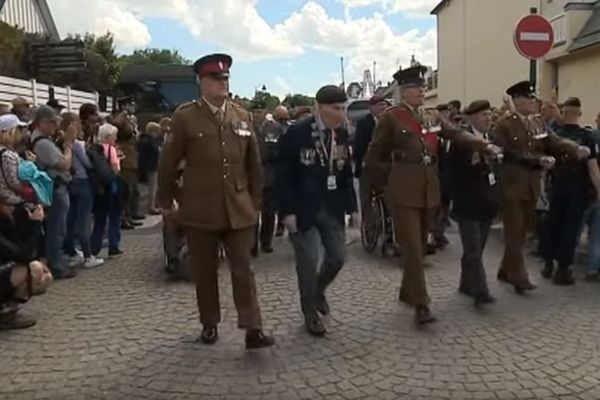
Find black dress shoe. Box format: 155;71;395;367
316;296;330;315
200;326;218;345
245;329;275;349
541;261;554;279
130;220;143;227
306;317;326;337
474;293;496;306
497;270;510;283
121;222;135;230
132;215;146;221
553;269;575;286
415;306;437;325
261;245;274;254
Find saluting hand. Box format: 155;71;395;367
539;156;556;170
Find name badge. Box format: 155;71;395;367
327;175;337;191
488;172;497;186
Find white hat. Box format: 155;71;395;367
98;123;118;141
0;114;28;132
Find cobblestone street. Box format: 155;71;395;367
2;222;600;400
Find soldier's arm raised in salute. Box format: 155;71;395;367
364;113;394;192
157;108;187;211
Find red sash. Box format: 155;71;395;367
390;107;439;155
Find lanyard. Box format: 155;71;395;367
318;129;336;173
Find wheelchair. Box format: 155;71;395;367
360;193;397;257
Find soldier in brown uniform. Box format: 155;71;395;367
364;66;444;324
493;81;590;294
157;54;274;349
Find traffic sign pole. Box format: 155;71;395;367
529;7;538;90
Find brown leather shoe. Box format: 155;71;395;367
245;329;275;349
200;326;218;345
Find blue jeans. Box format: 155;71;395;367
289;209;346;321
45;185;70;276
91;182;121;255
64;178;94;258
585;202;600;274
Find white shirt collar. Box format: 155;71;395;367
203;97;227;115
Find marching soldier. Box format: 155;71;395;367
157;53;274;349
278;85;358;336
541;97;600;285
256;106;290;253
492;81;589;294
447;100;503;306
364;66;447;324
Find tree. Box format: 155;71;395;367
250;91;280;111
119;48;189;66
282;93;315;108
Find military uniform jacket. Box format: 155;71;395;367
277;116;357;232
448;127;500;221
157;100;263;231
364;104;441;209
492;113;579;201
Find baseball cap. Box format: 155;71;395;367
0;114;28;132
34;105;61;123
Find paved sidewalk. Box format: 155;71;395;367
1;224;600;400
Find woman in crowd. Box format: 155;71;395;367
0;114;28;205
62;112;104;269
90;123;123;258
137;121;162;215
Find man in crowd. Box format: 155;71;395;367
11;97;30;122
278;85;358;336
492;81;589;294
448;100;463;123
353;95;390;214
256;105;290;254
157;53;274;349
31;105;77;280
364;66;441;324
46;99;65;115
448;100;502;306
541;97;600;285
0;103;10;116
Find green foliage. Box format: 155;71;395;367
0;21;28;78
250;90;280;111
119;48;189;66
282;93;315;108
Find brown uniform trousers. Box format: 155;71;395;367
364;105;441;307
157;99;264;330
492;114;579;286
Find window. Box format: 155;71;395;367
551;14;567;45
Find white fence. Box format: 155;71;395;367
0;74;112;112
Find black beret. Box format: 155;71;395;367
464;100;491;115
436;103;449;111
193;53;233;77
315;85;347;104
506;80;535;98
393;65;427;87
563;97;581;108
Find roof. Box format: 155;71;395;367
119;64;195;83
431;0;452;15
569;1;600;51
0;0;60;39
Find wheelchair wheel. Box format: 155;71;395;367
361;196;385;253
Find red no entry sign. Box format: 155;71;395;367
514;14;554;59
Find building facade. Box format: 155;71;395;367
539;0;600;124
0;0;59;39
431;0;538;107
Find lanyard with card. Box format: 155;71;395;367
319;130;337;191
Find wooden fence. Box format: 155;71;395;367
0;74;112;112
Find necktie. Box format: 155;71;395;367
215;109;224;125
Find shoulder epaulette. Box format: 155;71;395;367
175;101;196;112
